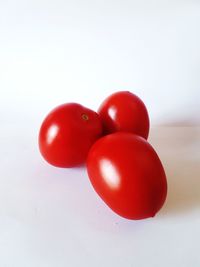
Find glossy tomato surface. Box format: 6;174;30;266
87;132;167;220
39;103;103;167
98;91;150;139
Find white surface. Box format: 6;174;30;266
0;125;200;267
0;0;200;125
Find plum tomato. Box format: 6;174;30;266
39;103;103;167
98;91;150;139
86;132;167;220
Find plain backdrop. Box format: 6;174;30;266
0;1;200;267
0;0;200;126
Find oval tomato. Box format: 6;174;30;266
98;91;150;139
86;132;167;220
39;103;103;167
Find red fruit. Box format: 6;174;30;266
98;91;150;139
39;103;103;167
87;132;167;220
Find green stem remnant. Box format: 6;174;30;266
82;114;89;121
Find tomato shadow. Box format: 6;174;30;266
149;127;200;217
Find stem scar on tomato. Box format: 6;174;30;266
82;114;89;121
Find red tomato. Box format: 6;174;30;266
39;103;103;167
87;132;167;220
98;91;150;139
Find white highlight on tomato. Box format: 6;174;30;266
108;106;117;120
47;125;59;145
100;159;120;189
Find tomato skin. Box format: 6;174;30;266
98;91;150;139
86;132;167;220
39;103;103;168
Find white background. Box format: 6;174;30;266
0;0;200;125
0;0;200;266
